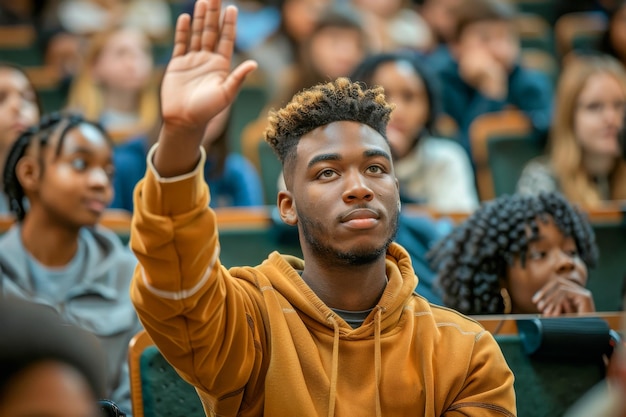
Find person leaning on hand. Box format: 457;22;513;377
129;0;517;415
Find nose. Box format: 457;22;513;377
342;169;373;203
555;250;575;275
6;92;21;113
87;167;111;189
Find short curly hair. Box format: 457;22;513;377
427;192;599;315
264;77;394;176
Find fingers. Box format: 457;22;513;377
222;59;258;98
201;0;221;52
534;278;595;315
215;5;237;62
189;0;208;52
171;0;238;58
172;14;191;58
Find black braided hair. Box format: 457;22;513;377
426;192;599;315
2;112;111;221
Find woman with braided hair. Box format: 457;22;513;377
428;191;598;316
0;112;141;416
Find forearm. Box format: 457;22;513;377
153;124;206;178
129;148;257;397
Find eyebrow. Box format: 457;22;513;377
63;145;111;156
306;149;391;169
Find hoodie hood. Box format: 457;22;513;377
237;242;418;336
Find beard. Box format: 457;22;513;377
298;206;399;267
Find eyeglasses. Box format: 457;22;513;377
99;399;126;417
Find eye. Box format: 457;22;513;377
366;165;384;174
528;250;546;260
70;157;87;171
317;169;337;179
586;102;602;112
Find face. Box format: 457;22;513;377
574;72;626;157
309;27;366;81
280;121;400;266
419;0;463;43
92;29;153;92
506;216;588;314
457;20;519;70
0;67;40;152
0;361;99;417
31;124;114;228
371;60;429;159
282;0;330;43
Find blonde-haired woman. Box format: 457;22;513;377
517;53;626;207
66;27;159;143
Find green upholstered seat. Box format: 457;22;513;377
486;134;545;197
497;334;606;417
138;345;205;417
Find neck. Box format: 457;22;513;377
20;210;80;267
301;255;388;311
102;87;141;114
582;152;616;178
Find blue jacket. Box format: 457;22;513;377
111;137;264;212
430;47;553;155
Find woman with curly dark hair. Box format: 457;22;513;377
428;191;599;316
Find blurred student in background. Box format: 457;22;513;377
244;0;331;97
428;192;598;316
351;51;478;212
242;2;369;172
517;53;626;207
597;0;626;69
351;0;434;52
0;62;42;214
111;106;263;212
66;27;159;143
431;0;553;155
0;112;141;415
0;298;112;417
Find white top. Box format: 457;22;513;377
394;137;479;213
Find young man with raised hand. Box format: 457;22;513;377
129;0;516;415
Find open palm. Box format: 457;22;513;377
161;0;257;129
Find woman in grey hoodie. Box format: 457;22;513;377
0;112;141;416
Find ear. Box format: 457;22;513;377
15;156;41;193
277;190;297;226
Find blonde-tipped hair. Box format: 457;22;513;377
265;77;393;173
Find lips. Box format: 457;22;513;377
84;198;108;214
340;208;380;222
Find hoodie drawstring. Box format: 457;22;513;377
374;306;384;417
327;307;384;417
327;314;340;417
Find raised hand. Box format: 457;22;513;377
154;0;257;177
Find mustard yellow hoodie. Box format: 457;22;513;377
130;148;516;417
